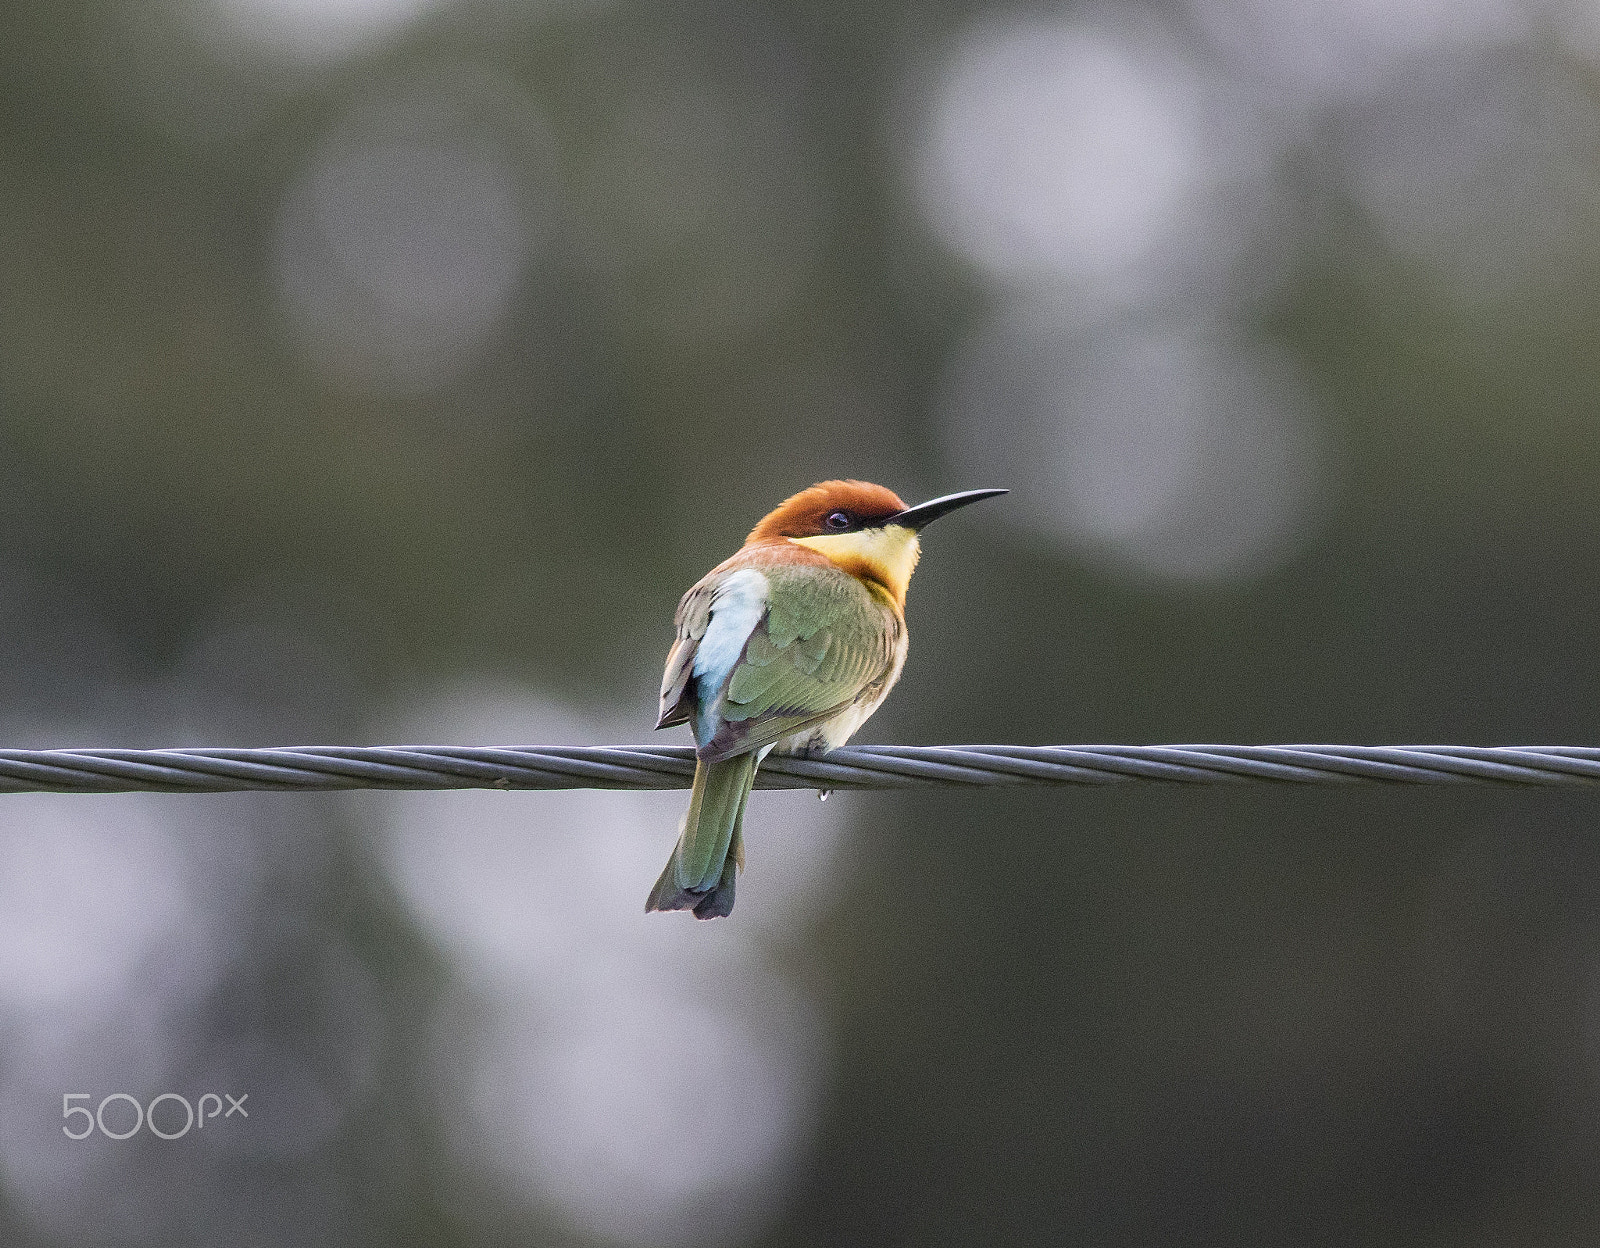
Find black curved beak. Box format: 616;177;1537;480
888;488;1009;532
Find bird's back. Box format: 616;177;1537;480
659;550;905;762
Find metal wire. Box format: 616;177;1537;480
0;743;1595;793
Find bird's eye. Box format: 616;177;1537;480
824;511;852;531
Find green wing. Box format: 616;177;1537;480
698;565;899;762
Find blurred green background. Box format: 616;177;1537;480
6;0;1600;1244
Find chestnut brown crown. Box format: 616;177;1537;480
745;480;910;544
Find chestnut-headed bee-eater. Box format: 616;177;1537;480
648;480;1007;919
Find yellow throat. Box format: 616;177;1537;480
789;524;921;609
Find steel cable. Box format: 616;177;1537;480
0;743;1593;793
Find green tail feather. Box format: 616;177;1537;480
646;752;756;919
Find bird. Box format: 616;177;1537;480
647;479;1007;919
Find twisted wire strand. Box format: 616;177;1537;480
0;744;1594;793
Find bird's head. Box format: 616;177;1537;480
745;480;1006;609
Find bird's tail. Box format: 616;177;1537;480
645;751;756;919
